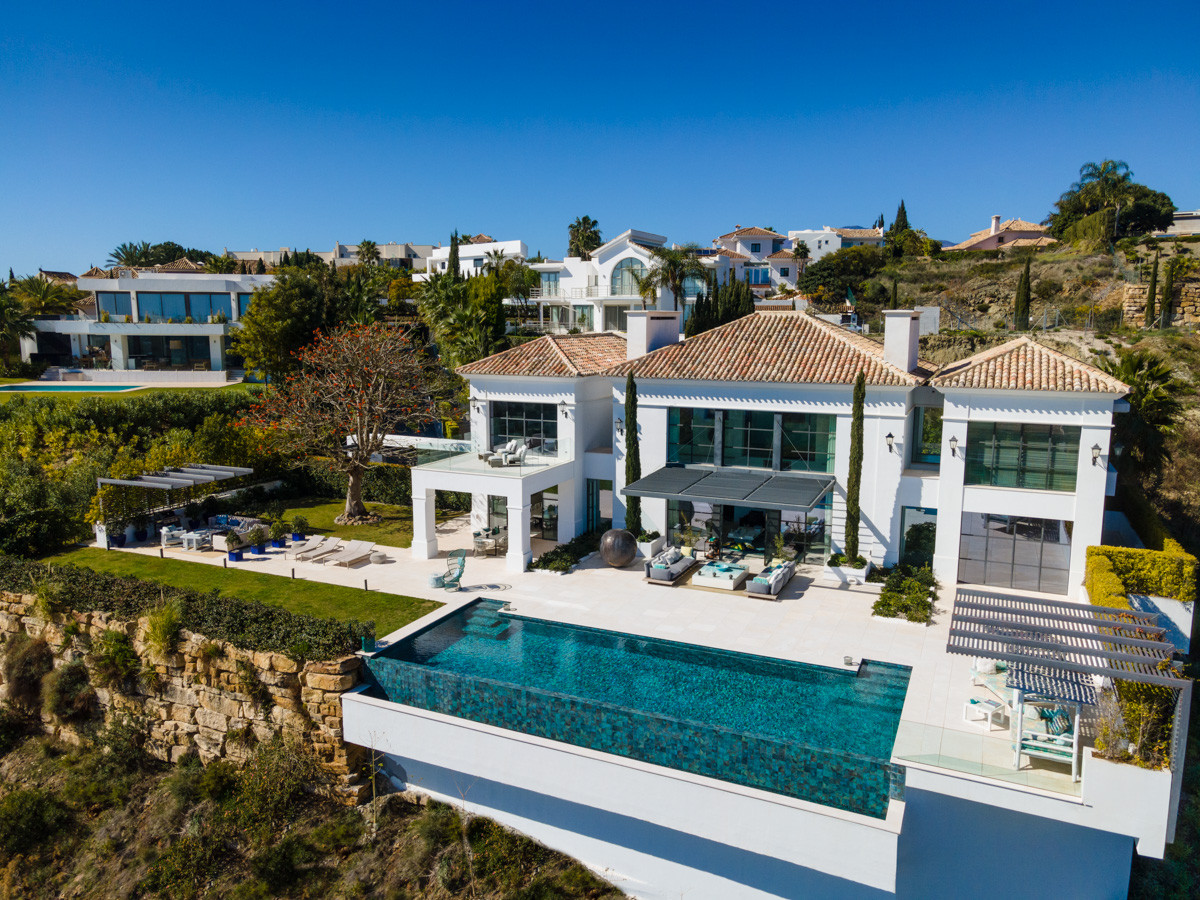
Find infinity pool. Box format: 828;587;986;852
0;384;143;392
366;599;910;818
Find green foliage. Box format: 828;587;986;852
844;372;866;560
249;834;316;891
1160;256;1175;328
530;530;603;572
290;514;310;533
89;629;142;690
236;660;274;711
624;372;641;533
872;565;938;623
1013;258;1031;330
232;738;321;834
0;553;372;659
3;632;52;710
567;216;602;260
1145;253;1158;325
1098;350;1185;475
413;801;463;849
44;660;95;721
0;788;70;857
684;277;755;336
1063;208;1116;246
309;808;364;855
146;596;183;659
797;245;886;304
0;703;31;757
141;828;232;898
1086;545;1196;605
827;552;868;568
1047;160;1174;240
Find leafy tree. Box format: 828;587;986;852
844;371;866;562
568;216;602;260
1013;259;1031;330
0;289;35;369
791;241;811;276
796;245;886;304
242;323;458;521
644;245;707;311
357;240;380;266
483;248;507;275
232;269;348;381
499;258;539;319
11;275;86;315
1144;253;1158;326
1098;350;1184;475
624;372;641;533
107;241;152;268
1046;160;1174;239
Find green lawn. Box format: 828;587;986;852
0;382;257;403
277;498;465;548
46;546;439;637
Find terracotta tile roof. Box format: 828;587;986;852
716;248;750;259
766;250;796;259
157;257;206;271
1003;236;1058;249
605;311;934;385
717;226;785;239
38;269;77;282
457;333;628;378
947;219;1051;251
465;233;495;244
80;266;115;278
929;336;1128;393
832;228;884;240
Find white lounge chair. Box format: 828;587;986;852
285;535;326;559
321;540;375;567
296;537;341;562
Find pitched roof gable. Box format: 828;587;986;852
930;336;1128;393
605;311;933;386
457;333;628;378
717;226;785;239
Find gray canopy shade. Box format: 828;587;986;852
622;465;835;512
97;464;254;491
947;587;1187;690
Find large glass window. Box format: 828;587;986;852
912;407;943;465
958;513;1072;594
682;275;706;298
965;423;1080;491
572;304;594;331
900;507;938;569
745;265;770;285
540;272;560;297
237;293;254;318
610;258;647;296
603;304;629;332
780;413;835;473
723;410;774;469
782;494;831;564
667;499;715;556
587;479;613;533
668;408;716;464
97;292;132;320
136;293;187;322
489;401;558;456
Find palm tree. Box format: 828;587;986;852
0;289;36;369
1073;160;1134;237
568;216;602;260
791;241;811;276
203;255;238;274
631;270;658;310
107;241;152;268
1098;349;1184;475
483;248;507;275
645;245;708;311
357;240;381;266
11;275;85;315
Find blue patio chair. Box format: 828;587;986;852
444;549;467;591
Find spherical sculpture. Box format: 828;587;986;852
600;528;638;568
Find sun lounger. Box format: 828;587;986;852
321;540;375;567
296;537;341;562
285;535;327;559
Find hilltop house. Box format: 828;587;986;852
419;238;528;280
224;240;436;270
946;216;1057;251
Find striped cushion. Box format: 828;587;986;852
1047;710;1072;736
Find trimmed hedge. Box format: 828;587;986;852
0;554;370;660
1086;545;1196;605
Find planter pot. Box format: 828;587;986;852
270;539;286;549
134;530;148;543
637;536;666;558
112;534;127;548
227;550;244;562
291;532;306;542
251;544;267;555
822;560;873;585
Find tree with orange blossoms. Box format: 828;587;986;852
241;322;461;522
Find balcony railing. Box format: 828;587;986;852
531;286;639;300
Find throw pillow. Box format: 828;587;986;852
665;547;682;564
1047;710;1072;736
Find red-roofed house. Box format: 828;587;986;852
946;216;1056;252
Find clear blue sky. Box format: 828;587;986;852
3;1;1198;276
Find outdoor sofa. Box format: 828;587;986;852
747;560;796;599
644;546;698;584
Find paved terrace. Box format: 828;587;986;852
104;515;1087;797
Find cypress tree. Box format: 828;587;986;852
447;230;461;284
6;267;13;284
844;371;866;563
1144;253;1158;326
281;250;290;267
255;258;266;275
624;372;641;534
890;277;899;310
738;279;755;318
1013;259;1031;330
1160;260;1174;329
891;201;909;235
685;290;703;337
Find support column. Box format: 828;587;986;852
18;334;38;363
411;488;438;560
507;497;532;573
208;335;225;371
555;479;577;543
110;335;130;370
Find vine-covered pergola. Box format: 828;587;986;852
96;464;254;535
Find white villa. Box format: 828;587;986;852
22;265;274;376
419;237;529;280
224;240;436;270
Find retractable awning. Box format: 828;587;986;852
622;465;835;512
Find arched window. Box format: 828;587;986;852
610;258;648;296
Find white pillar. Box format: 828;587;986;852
18;334;37;363
507;498;532;573
110;335;131;370
932;409;967;587
555;479;577;543
208;335;224;371
1068;424;1112;599
411;488;438;560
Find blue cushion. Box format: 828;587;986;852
1047;710;1072;736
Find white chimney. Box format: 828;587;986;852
883;309;922;373
625;310;682;360
990;215;1001;235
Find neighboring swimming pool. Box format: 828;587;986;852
365;599;910;818
0;384;143;392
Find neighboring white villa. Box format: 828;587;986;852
418;237;528;280
21;264;274;376
224;240;436;270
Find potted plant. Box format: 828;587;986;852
110;519;128;548
636;529;665;558
184;501;202;530
225;531;244;562
678;524;699;558
100;310;111;323
132;514;150;543
269;520;289;549
246;526;267;555
823;551;872;584
290;515;309;542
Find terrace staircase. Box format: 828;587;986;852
463;606;511;639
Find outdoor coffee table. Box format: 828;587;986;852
692;561;749;591
182;530;213;551
963;698;1006;730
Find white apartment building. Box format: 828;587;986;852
224;240;436;270
419;238;529;280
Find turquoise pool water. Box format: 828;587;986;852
366;599;910;818
0;384;142;392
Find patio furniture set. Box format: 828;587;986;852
478;437;555;468
473;527;508;557
158;522;378;568
643;547;798;599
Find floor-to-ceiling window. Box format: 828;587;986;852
489;401;558;455
782;495;832;564
965;423;1080;491
722;410;774;468
780;413;836;472
97;292;132;320
668;408;716;464
611;258;648;296
587;479;613;533
958;513;1072;594
572;305;594;331
603;304;630;332
911;408;942;465
531;488;559;542
899;507;938;568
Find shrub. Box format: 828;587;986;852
0;789;70;857
199;759;239;803
140;829;232;898
872;565;937;623
290;515;309;534
236;660;274;712
1086;545;1196;605
827;552;867;568
250;835;316;891
234;738;321;834
309;809;364;855
90;629;142;690
0;704;31;757
146;597;183;660
44;660;96;721
530;530;603;572
268;520;289;541
2;633;53;710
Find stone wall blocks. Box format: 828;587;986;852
305;672;357;692
270;654;299;674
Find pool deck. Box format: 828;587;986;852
102;514;1086;796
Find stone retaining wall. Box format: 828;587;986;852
0;591;368;803
1123;282;1200;326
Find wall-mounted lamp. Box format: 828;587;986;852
559;400;569;419
949;435;959;457
471;400;484;415
615;417;625;437
885;432;895;453
1092;443;1102;466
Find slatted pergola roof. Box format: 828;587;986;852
97;464;254;491
947;587;1188;690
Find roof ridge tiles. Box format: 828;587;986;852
930;335;1129;393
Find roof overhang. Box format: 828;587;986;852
623;465;834;512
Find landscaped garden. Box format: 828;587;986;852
269;498;464;550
